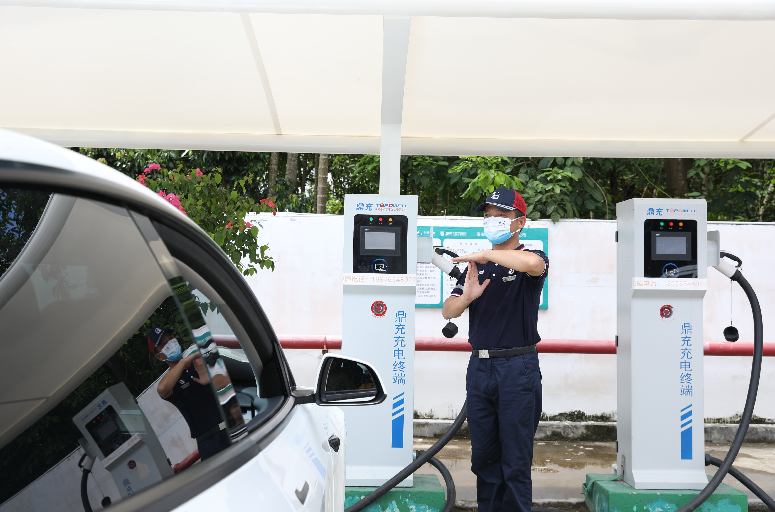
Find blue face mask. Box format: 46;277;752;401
161;338;183;362
483;217;517;245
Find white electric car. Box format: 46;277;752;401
0;129;384;512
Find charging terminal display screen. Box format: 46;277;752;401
359;226;401;257
364;230;397;251
85;405;132;458
652;232;692;260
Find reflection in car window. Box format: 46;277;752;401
326;360;376;392
0;188;49;277
190;287;265;424
0;191;235;511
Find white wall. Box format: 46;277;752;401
245;212;775;420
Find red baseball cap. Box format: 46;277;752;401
475;187;527;217
147;327;172;353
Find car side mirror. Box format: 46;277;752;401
292;355;386;406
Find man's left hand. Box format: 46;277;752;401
453;250;490;264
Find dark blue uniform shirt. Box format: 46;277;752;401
451;245;549;350
164;365;224;440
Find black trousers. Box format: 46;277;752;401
467;351;542;512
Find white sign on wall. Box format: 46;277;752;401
416;226;548;309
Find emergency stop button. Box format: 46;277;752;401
371;301;387;317
660;305;674;319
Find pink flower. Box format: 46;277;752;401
245;221;252;229
226;222;232;229
272;211;276;216
157;190;166;197
149;163;161;170
196;168;203;177
267;200;276;208
166;194;182;207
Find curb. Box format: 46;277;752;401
453;499;768;511
415;420;775;443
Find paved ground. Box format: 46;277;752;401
412;438;775;511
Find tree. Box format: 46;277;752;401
665;158;693;197
268;152;279;195
138;164;275;275
285;153;299;192
316;154;330;214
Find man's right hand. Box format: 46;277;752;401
461;262;490;302
442;262;489;320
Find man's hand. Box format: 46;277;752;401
442;262;489;320
191;355;211;385
453;250;491;265
461;262;490;302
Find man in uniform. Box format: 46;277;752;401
442;187;548;512
148;327;231;460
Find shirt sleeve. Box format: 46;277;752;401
450;265;468;297
163;386;181;407
525;249;549;282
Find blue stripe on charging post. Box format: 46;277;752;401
392;394;404;448
681;404;692;459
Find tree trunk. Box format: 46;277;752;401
664;158;693;197
316;154;329;214
312;154;320;212
268;152;279;196
299;159;308;197
285;153;299;192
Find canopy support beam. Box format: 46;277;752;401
379;16;411;195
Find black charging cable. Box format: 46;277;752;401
676;259;767;512
345;402;467;512
77;453;94;512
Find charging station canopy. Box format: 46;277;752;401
1;1;775;159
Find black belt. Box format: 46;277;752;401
472;345;536;359
196;422;226;444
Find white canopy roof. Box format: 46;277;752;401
2;1;775;158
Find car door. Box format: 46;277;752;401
0;130;384;512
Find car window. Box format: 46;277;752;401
0;190;244;511
188;286;265;423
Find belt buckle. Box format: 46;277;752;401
478;350;489;359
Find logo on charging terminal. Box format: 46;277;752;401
371;301;387;317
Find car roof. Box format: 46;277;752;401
0;127;204;235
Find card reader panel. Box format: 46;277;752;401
352;214;408;274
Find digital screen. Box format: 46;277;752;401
364;230;396;251
651;232;692;261
94;419;119;442
656;236;687;255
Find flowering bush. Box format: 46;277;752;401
136;163;276;275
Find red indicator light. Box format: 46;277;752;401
669;222;674;226
379;217;383;221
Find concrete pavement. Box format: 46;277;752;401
412;438;775;511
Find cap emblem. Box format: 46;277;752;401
491;191;500;199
